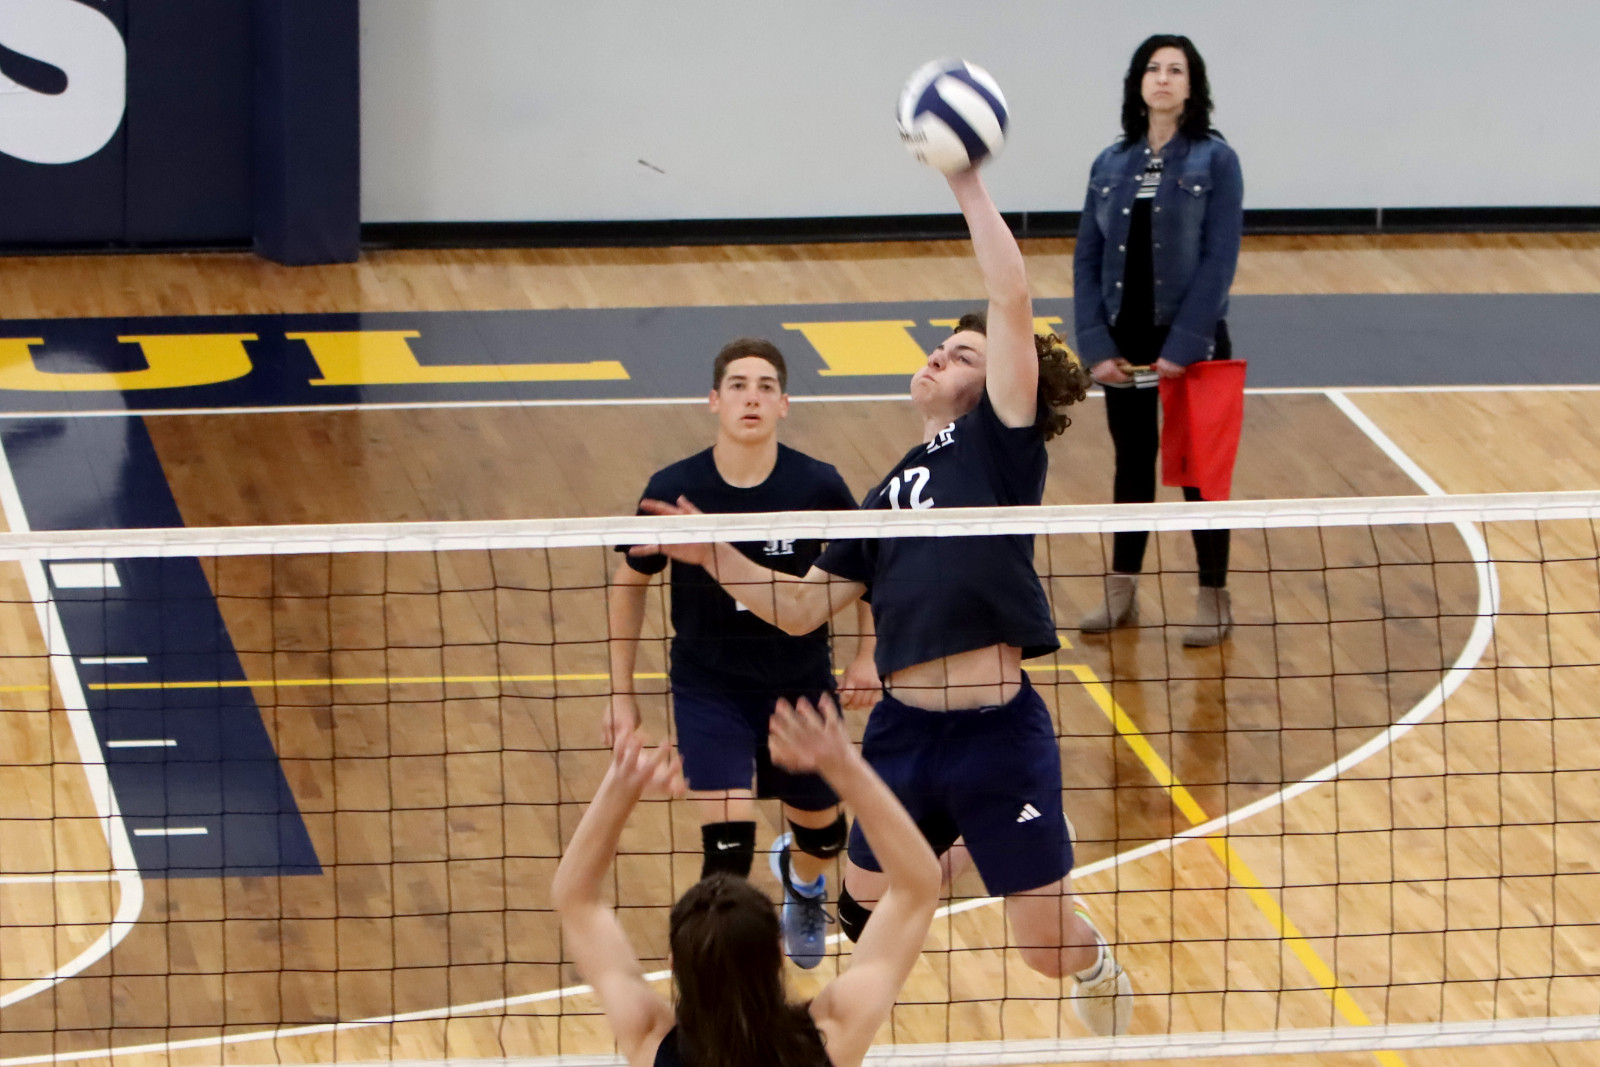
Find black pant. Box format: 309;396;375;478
1103;324;1231;588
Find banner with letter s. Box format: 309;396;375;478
0;0;252;247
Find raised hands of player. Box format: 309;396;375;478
769;694;853;778
630;496;711;569
607;731;686;801
600;693;641;746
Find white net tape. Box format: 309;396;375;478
0;489;1594;559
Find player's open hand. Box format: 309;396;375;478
769;694;853;777
608;732;686;801
630;496;711;568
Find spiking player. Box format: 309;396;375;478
638;170;1136;1035
607;338;878;970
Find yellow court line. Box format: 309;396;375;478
1066;663;1407;1067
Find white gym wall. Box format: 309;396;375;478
360;0;1586;223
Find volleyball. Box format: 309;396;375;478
896;58;1009;173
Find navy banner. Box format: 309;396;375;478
0;0;353;256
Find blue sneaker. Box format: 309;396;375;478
769;832;831;969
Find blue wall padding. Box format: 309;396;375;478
252;0;361;264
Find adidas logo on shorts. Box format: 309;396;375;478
1016;803;1042;823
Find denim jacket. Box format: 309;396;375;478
1072;132;1244;367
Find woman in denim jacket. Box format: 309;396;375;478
1073;34;1243;647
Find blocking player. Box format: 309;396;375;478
553;699;941;1067
636;170;1136;1036
606;337;878;970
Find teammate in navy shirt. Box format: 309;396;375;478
638;171;1135;1035
607;338;877;969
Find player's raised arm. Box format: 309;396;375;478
551;736;684;1067
767;697;941;1067
946;168;1038;428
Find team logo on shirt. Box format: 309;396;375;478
926;422;957;454
763;539;796;556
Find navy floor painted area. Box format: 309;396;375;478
0;293;1593;416
3;418;320;878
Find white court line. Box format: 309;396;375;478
0;440;145;1011
0;380;1592;421
104;739;176;748
130;827;207;837
0;390;1506;1063
78;656;147;665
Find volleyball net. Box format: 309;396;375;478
0;490;1597;1064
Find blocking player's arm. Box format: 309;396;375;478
604;558;657;743
767;699;939;1066
947;168;1038;428
551;736;684;1067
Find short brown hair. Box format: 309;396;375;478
949;314;1090;441
713;338;787;392
954;311;988;336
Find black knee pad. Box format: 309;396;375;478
789;814;848;860
700;821;756;879
837;885;874;943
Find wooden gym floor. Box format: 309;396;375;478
0;234;1598;1067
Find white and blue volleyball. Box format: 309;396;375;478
897;59;1008;173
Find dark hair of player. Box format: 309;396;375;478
1119;34;1214;146
713;338;789;392
669;873;828;1067
951;312;1090;441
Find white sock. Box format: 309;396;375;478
1074;942;1108;984
790;869;826;898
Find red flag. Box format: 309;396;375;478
1160;359;1247;501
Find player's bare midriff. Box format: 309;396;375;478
883;642;1024;711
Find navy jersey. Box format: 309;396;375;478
815;392;1060;678
620;445;857;692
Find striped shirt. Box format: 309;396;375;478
1136;156;1164;199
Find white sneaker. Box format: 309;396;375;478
1073;951;1133;1036
1071;901;1133;1036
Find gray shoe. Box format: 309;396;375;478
1079;574;1139;634
1181;587;1233;647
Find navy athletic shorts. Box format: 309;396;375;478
846;673;1072;897
670;685;840;812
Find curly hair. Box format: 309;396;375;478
950;313;1089;441
1120;34;1214;146
1035;333;1090;440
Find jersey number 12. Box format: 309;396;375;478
886;467;934;510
